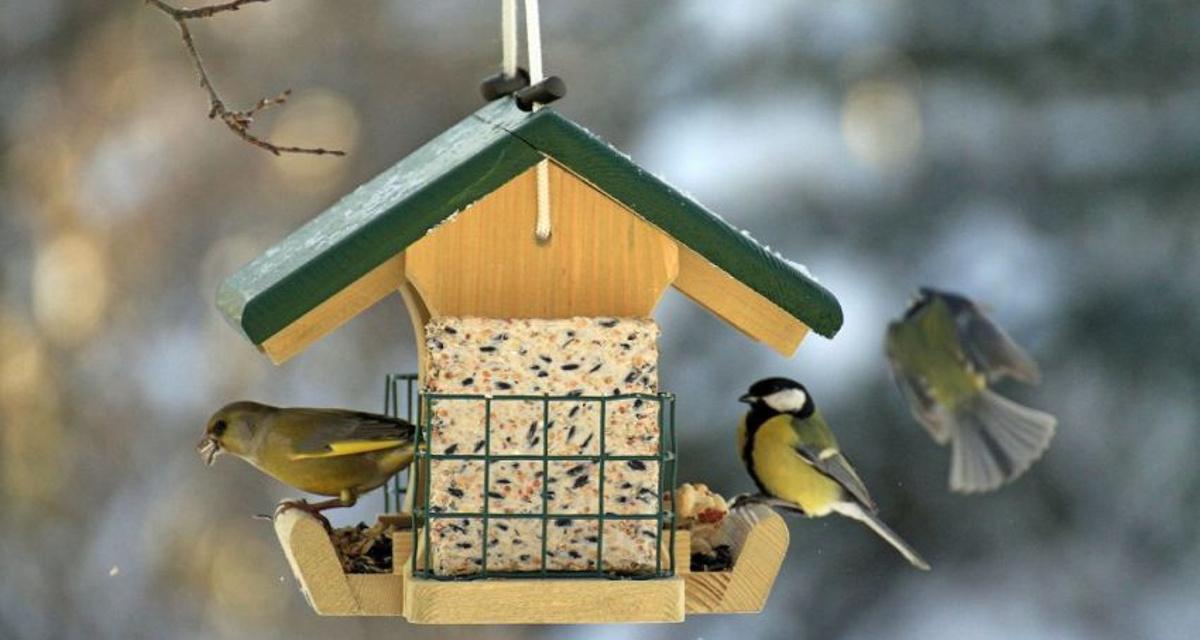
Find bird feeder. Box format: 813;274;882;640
217;97;842;623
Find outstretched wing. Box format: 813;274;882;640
283;409;415;460
939;292;1041;384
789;413;877;512
886;322;953;444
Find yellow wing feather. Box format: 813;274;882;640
288;439;406;460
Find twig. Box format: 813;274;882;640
146;0;345;156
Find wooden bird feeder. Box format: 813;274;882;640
217;97;842;624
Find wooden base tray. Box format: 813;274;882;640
684;504;789;614
273;503;787;623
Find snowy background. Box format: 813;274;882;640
1;1;1198;638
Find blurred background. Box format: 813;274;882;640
2;1;1198;638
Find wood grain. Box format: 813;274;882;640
403;564;685;624
673;246;809;356
405;161;679;319
274;508;413;616
274;504;787;621
397;274;431;383
684;504;789;614
260;254;406;364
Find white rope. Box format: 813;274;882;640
501;0;517;79
524;0;544;88
534;160;551;241
524;0;552;241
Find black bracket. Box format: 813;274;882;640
480;68;531;102
514;76;567;111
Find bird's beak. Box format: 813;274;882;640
738;394;756;404
197;436;220;467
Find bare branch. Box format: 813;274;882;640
148;0;272;20
146;0;346;157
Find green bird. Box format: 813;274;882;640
737;377;930;570
886;288;1056;494
198;402;416;520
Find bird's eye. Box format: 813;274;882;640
212;420;228;437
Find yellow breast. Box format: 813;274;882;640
749;415;842;516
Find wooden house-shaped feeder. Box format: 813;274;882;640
218;97;842;624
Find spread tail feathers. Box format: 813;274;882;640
949;388;1056;494
832;501;930;571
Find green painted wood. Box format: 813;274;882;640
218;98;842;348
484;106;843;338
217;101;543;344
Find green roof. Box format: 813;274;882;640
218;98;843;345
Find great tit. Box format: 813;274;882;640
737;377;930;570
199;402;415;522
886;288;1056;494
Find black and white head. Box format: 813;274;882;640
738;377;813;415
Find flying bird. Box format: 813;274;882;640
737;377;930;570
886;288;1056;493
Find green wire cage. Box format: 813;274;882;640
380;373;678;581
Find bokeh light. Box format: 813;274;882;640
842;78;923;170
32;233;110;348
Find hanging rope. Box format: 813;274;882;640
524;0;544;91
498;0;553;242
501;0;518;80
526;0;552;241
494;0;554;241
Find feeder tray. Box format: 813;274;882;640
275;504;786;622
683;504;789;614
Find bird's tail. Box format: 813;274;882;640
832;501;930;571
949;388;1056;494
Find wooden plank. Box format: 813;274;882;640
405;162;679;319
486;102;844;338
218;100;543;346
397;275;431;383
391;526;414;576
220;100;841;360
674;529;692;575
673;246;810;356
403;563;685;624
346;575;405;616
274;508;359;615
260;254;405;364
397;278;430;516
684;504;789;614
274;509;412;616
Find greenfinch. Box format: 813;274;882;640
199;401;415;519
737;377;930;570
886;288;1056;494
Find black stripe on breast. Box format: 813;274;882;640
741;406;775;495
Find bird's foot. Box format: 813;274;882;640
730;493;808;517
275;499;334;533
728;493;758;509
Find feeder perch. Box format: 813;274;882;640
217;96;841;623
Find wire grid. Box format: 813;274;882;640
411;391;678;580
381;373;419;513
